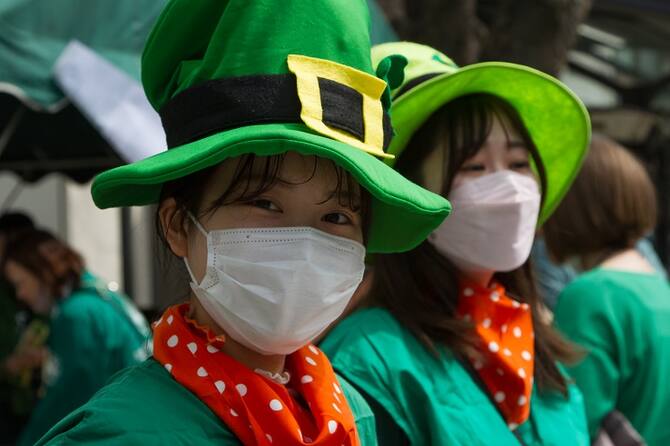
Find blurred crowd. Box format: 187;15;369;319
0;214;151;445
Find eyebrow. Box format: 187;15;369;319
319;188;362;209
243;175;362;209
507;141;527;150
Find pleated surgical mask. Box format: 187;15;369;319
429;171;541;273
184;214;365;355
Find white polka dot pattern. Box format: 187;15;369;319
152;306;360;446
456;281;535;428
167;335;179;348
269;399;283;411
301;375;314;384
236;384;247;396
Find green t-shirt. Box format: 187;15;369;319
19;273;151;446
554;268;670;446
35;358;378;445
321;308;589;446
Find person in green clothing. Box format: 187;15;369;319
0;212;37;376
31;1;451;445
0;211;40;442
321;42;592;446
544;135;670;445
2;229;151;446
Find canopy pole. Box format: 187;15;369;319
0;104;26;158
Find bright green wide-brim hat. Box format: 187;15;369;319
373;42;591;223
90;0;451;254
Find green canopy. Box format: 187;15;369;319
0;0;166;182
0;0;165;109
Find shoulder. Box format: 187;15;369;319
322;307;411;352
36;359;237;445
556;269;662;324
558;269;610;298
557;269;636;319
52;287;110;323
321;308;420;374
321;307;470;406
322;307;465;377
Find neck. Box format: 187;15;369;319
188;296;287;375
460;269;495;288
598;248;656;274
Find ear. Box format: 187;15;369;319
158;198;189;258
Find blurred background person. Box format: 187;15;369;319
0;212;39;444
544;135;670;445
1;229;151;446
532;228;666;310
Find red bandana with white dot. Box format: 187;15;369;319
457;280;534;429
153;304;360;446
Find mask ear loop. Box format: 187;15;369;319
183;211;209;285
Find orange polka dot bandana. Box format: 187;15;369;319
153;304;361;445
457;280;535;429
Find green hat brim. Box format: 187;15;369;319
388;62;591;224
91;123;451;253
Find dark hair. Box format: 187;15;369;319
0;212;34;237
156;153;371;253
2;229;84;298
371;94;577;395
544;134;657;268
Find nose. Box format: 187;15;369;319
489;159;508;173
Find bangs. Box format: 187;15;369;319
157;152;372;253
397;93;546;198
203;153;363;215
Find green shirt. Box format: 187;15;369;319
36;358;378;445
19;273;151;446
321;308;589;446
555;268;670;445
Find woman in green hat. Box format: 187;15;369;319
320;42;591;445
34;2;450;446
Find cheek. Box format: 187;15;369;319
519;169;541;190
341;225;365;245
354;226;364;245
186;231;209;283
450;172;467;191
20;282;40;302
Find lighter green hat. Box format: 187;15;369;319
372;41;591;223
90;0;451;253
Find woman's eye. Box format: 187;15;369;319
249;199;280;211
460;163;486;172
510;161;531;170
323;212;352;225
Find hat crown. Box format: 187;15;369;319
142;0;375;111
372;42;459;99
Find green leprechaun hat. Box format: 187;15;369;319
373;42;591;224
90;0;451;253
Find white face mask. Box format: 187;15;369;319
184;216;365;355
428;170;541;273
